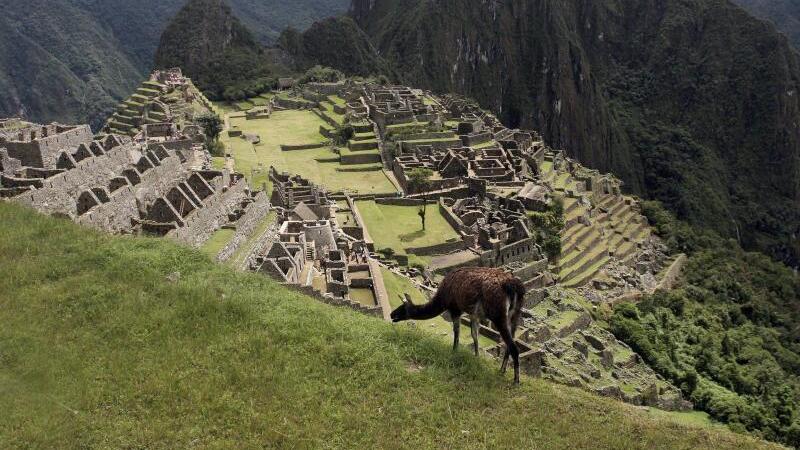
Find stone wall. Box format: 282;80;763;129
655;254;687;291
280;143;327;151
16;143;152;218
2;124;92;169
78;154;188;232
217;192;271;262
168;178;250;247
406;239;467;256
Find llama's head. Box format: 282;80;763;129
390;294;413;322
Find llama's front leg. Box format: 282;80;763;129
451;314;461;351
470;316;480;356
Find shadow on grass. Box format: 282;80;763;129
380;323;508;388
399;229;426;242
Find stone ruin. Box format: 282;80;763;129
244;168;387;318
0;115;263;250
103;68;217;139
0;73;688;410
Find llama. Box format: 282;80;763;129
390;267;526;383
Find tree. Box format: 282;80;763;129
407;168;433;230
197;112;223;142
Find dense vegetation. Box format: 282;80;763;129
0;202;780;448
610;201;800;446
280;17;395;79
733;0;800;49
351;0;800;268
0;0;143;129
153;0;288;101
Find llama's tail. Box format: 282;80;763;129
503;278;526;312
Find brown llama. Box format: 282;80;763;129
390;267;526;384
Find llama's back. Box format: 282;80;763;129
436;267;525;315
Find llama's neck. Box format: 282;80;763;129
407;297;446;321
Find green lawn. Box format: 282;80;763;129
200;228;235;257
222;110;394;193
0;203;778;449
329;95;347;106
356;201;461;255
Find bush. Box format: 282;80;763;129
300;65;344;83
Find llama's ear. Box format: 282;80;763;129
403;293;414;305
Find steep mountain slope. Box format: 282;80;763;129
0;0;348;126
733;0;800;49
350;0;800;266
154;0;261;80
279;17;395;78
228;0;349;44
0;0;143;129
153;0;292;100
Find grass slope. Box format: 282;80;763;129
0;202;779;449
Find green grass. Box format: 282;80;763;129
199;228;235;257
235;101;254;111
329;95;347;107
221;110;394;193
0;203;779;448
472;140;498;149
355;201;461;256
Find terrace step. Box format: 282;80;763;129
561;231;603;269
560;244;609;282
563;255;612;288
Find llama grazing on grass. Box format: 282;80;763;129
390;267;526;384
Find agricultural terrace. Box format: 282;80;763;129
220;109;395;194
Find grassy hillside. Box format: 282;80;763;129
0;202;779;448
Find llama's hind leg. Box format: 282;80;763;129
497;320;521;384
501;311;522;372
470;316;480;356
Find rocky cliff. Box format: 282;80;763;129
351;0;800;265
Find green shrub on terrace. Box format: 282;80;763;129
299;65;344;83
528;198;564;260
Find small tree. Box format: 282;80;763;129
407;168;433;230
196;112;223;145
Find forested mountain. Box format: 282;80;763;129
0;0;348;128
0;0;142;129
733;0;800;49
350;0;800;267
279;17;394;79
